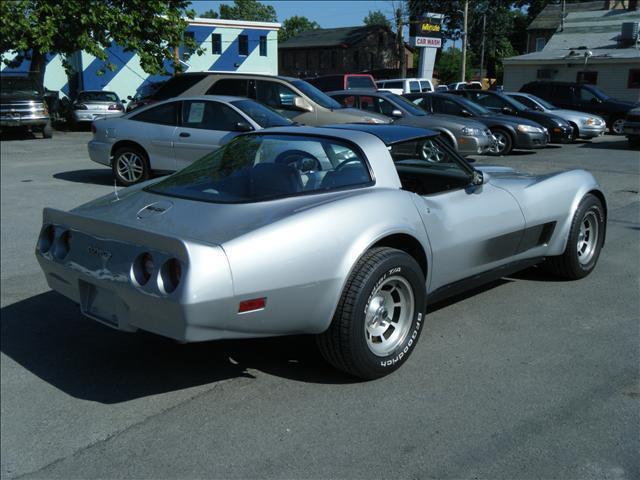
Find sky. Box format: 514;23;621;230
191;0;400;29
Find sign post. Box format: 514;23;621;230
410;13;443;81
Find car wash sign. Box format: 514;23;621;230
410;14;443;49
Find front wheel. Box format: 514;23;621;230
610;117;625;135
545;194;605;279
488;129;513;155
316;247;426;379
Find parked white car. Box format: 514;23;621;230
448;81;483;90
88;95;293;186
376;78;434;95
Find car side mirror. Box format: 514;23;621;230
501;106;514;115
461;109;473;117
235;121;253;132
391;109;403;118
590;97;601;104
293;96;313;112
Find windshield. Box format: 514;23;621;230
147;134;373;203
291;80;342;109
498;93;528;112
77;91;119;102
583;84;609;100
391;94;427;116
231;100;293;128
1;76;42;97
525;94;555;110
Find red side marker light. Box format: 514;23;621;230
238;298;266;313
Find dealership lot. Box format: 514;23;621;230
1;132;638;479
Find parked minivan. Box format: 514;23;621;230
305;74;376;92
150;72;390;126
520;81;640;135
376;78;434;95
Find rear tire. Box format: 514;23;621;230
112;145;150;186
545;194;604;279
488;129;513;155
316;247;426;379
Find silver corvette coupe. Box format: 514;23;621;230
36;124;607;379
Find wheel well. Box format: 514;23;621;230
110;140;148;165
437;130;456;148
568;121;579;136
588;189;607;246
492;126;513;141
372;234;428;278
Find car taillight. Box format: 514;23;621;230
132;252;154;286
53;230;72;259
74;104;88;110
238;298;266;313
159;258;182;294
108;103;123;111
38;225;55;253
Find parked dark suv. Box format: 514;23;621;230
520;81;639;135
0;74;52;138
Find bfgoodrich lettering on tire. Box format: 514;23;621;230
545;193;605;279
317;247;426;379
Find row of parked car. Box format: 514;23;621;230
83;72;638;186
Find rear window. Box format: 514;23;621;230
77;91;119;102
346;76;375;89
147;134;373;203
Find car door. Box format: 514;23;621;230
173;99;249;170
574;86;607;116
128;101;179;171
394;140;526;291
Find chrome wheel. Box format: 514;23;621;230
420;140;446;163
364;275;414;357
116;152;144;183
490;131;508;154
611;118;625;135
577;210;599;265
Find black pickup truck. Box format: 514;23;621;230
1;74;52;138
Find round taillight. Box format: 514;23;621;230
159;258;182;294
132;252;154;286
38;225;55;253
53;230;72;259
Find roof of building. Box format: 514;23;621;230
527;1;606;31
506;8;640;63
279;25;392;49
189;17;280;30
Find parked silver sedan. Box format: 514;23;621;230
71;90;125;126
507;92;606;140
88;95;293;185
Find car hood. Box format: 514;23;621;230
340;107;391;123
399;113;486;130
70;180;377;246
477;113;540;127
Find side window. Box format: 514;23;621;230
181;101;244;131
474;93;505;109
387;81;403;89
359;96;377;112
332;95;356;108
439;98;463;115
207;79;250;97
577;87;598;102
420;81;432;92
409;81;421;93
411;97;428;111
553;84;573;100
256;80;300;110
131;102;178;126
512;95;536;109
376;98;398;116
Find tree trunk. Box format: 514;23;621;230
29;49;46;86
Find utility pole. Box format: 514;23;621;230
396;7;406;78
461;0;469;82
479;14;486;81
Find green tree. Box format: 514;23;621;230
219;0;277;22
200;8;219;19
363;10;391;28
279;15;320;42
0;0;200;84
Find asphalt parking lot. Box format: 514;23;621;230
1;131;638;479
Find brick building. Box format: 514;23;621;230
278;25;413;77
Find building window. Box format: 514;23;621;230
535;37;546;52
576;71;598;85
259;36;267;56
238;35;248;56
183;31;195;59
212;34;222;55
331;50;337;69
628;69;640;88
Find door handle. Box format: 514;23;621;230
179;132;190;138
